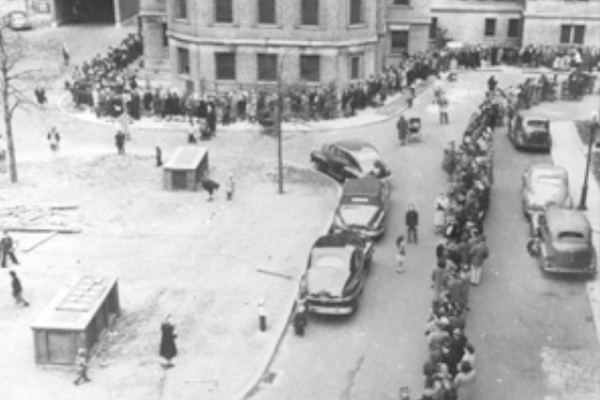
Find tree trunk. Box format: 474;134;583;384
2;68;18;183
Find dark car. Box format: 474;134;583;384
331;177;389;239
299;231;374;315
310;140;391;183
6;11;33;31
509;114;551;152
533;207;596;276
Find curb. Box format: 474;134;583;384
233;163;342;400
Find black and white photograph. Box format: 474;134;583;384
0;1;599;400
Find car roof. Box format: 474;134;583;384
529;164;567;178
522;115;549;123
342;177;383;197
333;140;377;153
546;207;591;235
310;246;354;269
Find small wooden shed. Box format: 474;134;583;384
31;276;120;365
163;146;209;191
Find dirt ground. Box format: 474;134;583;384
0;153;337;400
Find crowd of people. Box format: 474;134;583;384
409;83;504;400
444;44;600;72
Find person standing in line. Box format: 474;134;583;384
405;204;420;244
159;316;178;368
115;130;126;155
453;360;476;400
469;235;489;286
1;231;19;268
395;235;406;274
73;348;91;385
225;174;235;201
47;127;61;153
9;271;29;307
434;193;449;233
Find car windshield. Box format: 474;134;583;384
352;149;380;171
527;120;548;129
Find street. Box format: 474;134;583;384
1;24;600;400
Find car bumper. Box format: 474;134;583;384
306;297;357;315
540;259;597;275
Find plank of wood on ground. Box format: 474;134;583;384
21;232;60;253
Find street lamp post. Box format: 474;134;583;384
578;112;599;210
275;50;292;195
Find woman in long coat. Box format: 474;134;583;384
160;318;178;367
434;193;449;233
454;360;476;400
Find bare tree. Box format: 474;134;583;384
0;19;61;182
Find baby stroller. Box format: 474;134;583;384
408;117;422;143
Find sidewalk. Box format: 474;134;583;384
550;121;600;344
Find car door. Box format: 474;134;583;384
329;146;348;180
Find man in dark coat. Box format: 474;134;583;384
10;270;29;306
1;231;19;268
160;317;177;367
397;115;409;145
405;203;420;244
115;130;126;154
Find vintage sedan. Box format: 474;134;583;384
509;114;551;152
533;207;596;276
331;177;389;239
310;140;391;183
521;163;572;217
299;231;374;315
6;11;33;31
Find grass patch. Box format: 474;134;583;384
574;120;600;185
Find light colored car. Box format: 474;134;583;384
521;163;572;217
7;11;33;31
331;177;389;239
299;231;374;315
533;207;596;276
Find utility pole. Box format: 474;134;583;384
275;50;291;195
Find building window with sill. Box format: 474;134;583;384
349;0;363;25
394;0;410;5
215;53;236;80
507;19;520;38
177;48;190;75
301;0;319;26
300;55;320;82
484;18;496;37
560;25;585;44
257;54;278;82
215;0;234;24
390;30;409;54
350;54;363;80
175;0;188;19
258;0;276;25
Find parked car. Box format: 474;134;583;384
6;11;33;31
521;163;572;218
299;231;374;315
509;113;551;152
310;140;391;183
331;177;389;239
532;207;596;276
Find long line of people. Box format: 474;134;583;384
412;88;502;400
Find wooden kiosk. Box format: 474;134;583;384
163;146;209;191
31;276;120;365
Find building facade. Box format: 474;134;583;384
139;0;600;92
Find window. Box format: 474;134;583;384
390;30;409;54
394;0;410;5
507;19;520;38
300;55;320;82
215;0;233;23
177;48;190;75
301;0;319;26
560;25;586;44
257;54;278;81
349;0;363;25
258;0;276;24
215;53;236;80
175;0;188;19
484;18;496;37
350;55;362;80
429;17;438;39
